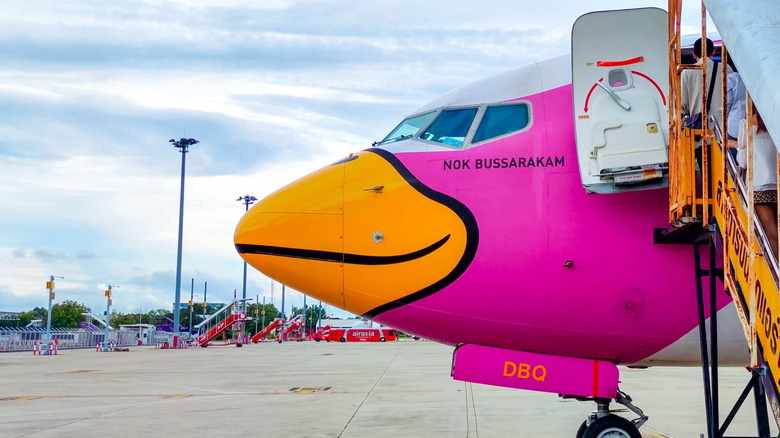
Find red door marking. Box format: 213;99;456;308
596;56;644;67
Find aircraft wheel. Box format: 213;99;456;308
581;415;640;438
575;421;587;438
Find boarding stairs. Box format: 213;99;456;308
195;299;248;346
572;2;780;436
312;325;331;342
661;1;780;436
82;312;112;329
78;321;101;331
251;318;284;343
282;315;304;341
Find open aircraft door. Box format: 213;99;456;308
572;8;669;194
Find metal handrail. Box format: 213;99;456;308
714;115;780;286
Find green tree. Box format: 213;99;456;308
178;304;208;333
18;310;39;327
0;314;20;328
185;303;221;331
147;308;173;319
291;304;326;331
0;307;47;328
246;303;279;335
110;311;140;327
48;300;90;328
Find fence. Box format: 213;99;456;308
0;327;173;352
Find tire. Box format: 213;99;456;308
582;415;641;438
340;338;346;342
315;339;321;342
576;421;587;438
379;337;386;342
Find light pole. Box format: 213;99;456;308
44;275;62;355
261;296;266;332
103;285;117;352
236;195;257;312
318;300;322;330
281;284;286;320
189;278;194;336
170;137;198;348
280;284;286;344
202;281;208;320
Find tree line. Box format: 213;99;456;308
1;301;332;334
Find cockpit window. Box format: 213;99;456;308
472;103;530;143
377;111;435;145
420;108;478;147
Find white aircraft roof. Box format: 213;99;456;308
705;0;780;148
414;55;571;114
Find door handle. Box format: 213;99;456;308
363;185;384;193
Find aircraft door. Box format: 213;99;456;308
572;8;669;194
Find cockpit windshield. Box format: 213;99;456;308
376;111;435;146
420;108;478;147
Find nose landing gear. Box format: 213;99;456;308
573;389;647;438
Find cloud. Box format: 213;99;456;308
6;248;97;263
32;250;69;262
0;287;43;313
126;271;171;287
76;250;97;260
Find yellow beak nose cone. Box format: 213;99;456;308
234;160;346;309
235;151;477;317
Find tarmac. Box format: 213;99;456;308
0;339;777;438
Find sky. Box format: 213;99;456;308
0;0;710;318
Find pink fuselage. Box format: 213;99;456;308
371;84;731;365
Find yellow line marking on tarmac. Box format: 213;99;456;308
642;434;670;438
289;387;332;394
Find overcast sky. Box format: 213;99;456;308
0;1;709;318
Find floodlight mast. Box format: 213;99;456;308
170;137;198;347
44;275;63;355
103;285;118;352
236;195;257;312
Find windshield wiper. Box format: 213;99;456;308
373;134;413;147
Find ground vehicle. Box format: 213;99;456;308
312;325;397;342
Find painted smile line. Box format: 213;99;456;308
235;235;450;266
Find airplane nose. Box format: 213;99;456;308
236;150;477;318
234;158;347;309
